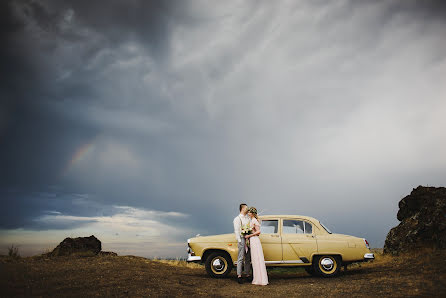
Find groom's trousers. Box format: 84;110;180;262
237;237;252;276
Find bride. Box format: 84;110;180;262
244;207;268;286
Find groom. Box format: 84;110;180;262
233;203;252;284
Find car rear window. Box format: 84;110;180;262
283;220;313;234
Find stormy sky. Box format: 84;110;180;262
1;0;445;258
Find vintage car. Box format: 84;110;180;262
187;215;374;278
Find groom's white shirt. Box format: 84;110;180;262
233;213;251;243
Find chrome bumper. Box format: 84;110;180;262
364;253;375;260
187;254;201;262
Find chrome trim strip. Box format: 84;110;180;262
265;261;282;264
187;254;201;262
364;253;375;259
282;260;304;264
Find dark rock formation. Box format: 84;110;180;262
50;235;102;256
384;186;446;255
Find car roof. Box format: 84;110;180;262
258;215;319;222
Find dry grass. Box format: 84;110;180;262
1;249;445;297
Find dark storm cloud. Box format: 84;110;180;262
1;0;229;236
0;0;183;102
0;0;181;187
1;0;446;256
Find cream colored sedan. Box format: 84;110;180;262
187;215;374;278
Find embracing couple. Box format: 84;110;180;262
233;203;268;286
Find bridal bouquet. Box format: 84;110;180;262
241;224;253;248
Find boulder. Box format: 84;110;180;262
50;235;102;256
384;186;446;255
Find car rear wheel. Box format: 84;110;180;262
313;255;341;277
205;252;233;278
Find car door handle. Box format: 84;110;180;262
270;234;280;237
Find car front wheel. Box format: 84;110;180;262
313;255;341;277
205;252;233;278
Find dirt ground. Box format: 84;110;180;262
1;249;445;297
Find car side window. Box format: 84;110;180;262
283;220;313;234
304;221;313;234
260;220;278;234
283;220;304;234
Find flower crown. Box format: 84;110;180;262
248;207;257;214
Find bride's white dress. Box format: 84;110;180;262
249;218;268;285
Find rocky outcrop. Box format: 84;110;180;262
384;186;446;255
50;235;102;256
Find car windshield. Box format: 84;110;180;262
319;221;332;234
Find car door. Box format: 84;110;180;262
258;219;282;263
281;219;317;263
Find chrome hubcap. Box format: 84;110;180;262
320;257;334;271
212;258;226;272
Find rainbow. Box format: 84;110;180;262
62;141;96;176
